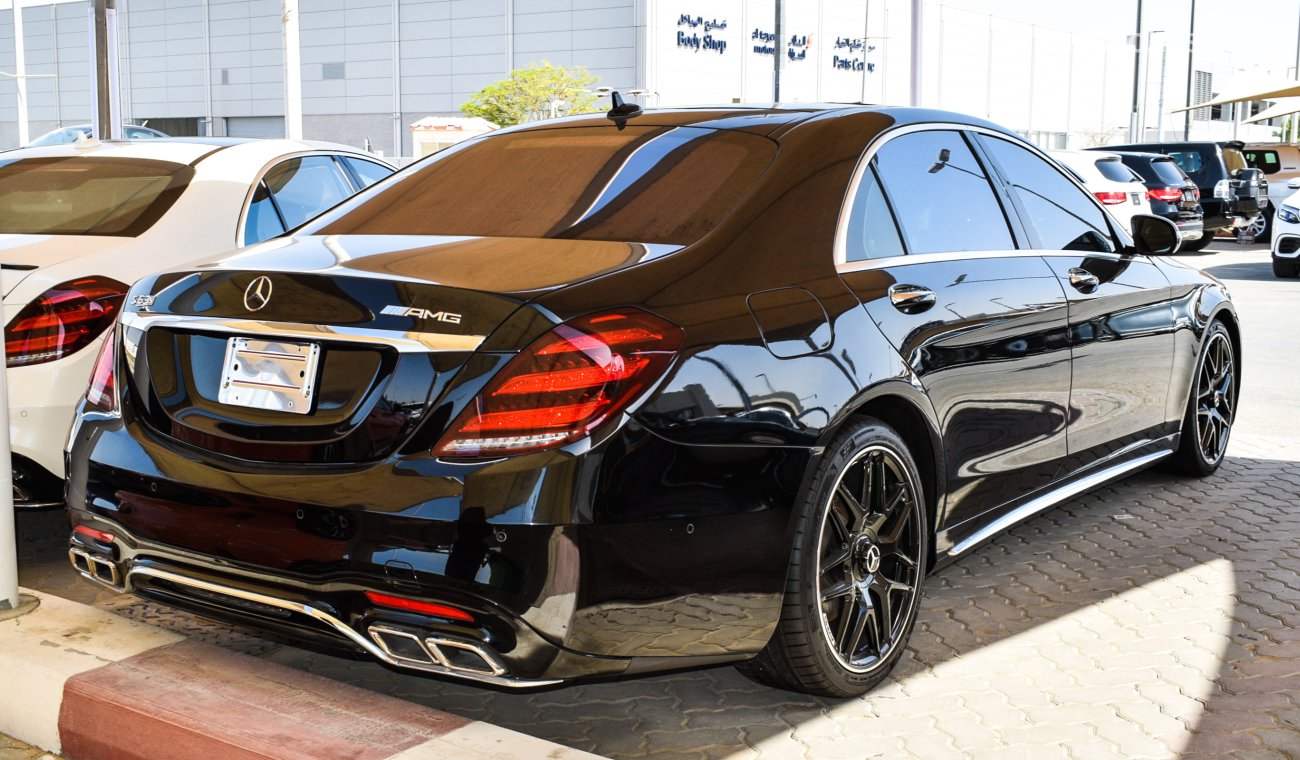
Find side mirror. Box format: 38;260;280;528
1129;214;1181;255
1287;177;1300;190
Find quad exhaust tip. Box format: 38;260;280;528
68;546;125;591
368;624;507;677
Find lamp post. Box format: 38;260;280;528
1140;29;1164;139
1128;0;1143;141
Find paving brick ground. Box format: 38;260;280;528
16;245;1300;759
0;733;58;760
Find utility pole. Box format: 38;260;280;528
1140;30;1163;139
282;0;303;140
91;0;120;141
1184;0;1196;140
773;0;783;102
1128;0;1142;141
1293;6;1299;142
1156;44;1167;140
909;0;922;106
14;0;27;147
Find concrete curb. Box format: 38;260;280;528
1;589;601;760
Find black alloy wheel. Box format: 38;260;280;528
740;418;927;697
1172;321;1237;476
1244;211;1272;244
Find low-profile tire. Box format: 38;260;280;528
1180;232;1216;252
1273;258;1298;278
738;417;928;697
1170;321;1237;477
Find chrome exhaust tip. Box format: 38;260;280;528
368;624;508;677
68;546;125;591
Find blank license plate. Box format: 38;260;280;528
217;337;320;415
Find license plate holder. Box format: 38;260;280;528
217;337;320;415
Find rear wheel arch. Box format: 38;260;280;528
813;387;945;569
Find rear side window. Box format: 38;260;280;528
0;156;192;236
1149;158;1189;186
871;130;1014;254
1095;158;1139;182
263;155;354;231
243;182;285;244
978;135;1114;253
341;157;392;188
844;165;906;262
1167;150;1206;179
315;125;776;246
1245;149;1280;175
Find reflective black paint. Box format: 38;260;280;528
66;106;1239;685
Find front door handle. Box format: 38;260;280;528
1067;267;1100;292
888;283;937;313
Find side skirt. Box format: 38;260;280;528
937;436;1176;564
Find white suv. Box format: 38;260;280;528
1049;150;1153;231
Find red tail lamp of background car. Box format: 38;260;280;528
1147;186;1189;203
1093;191;1131;206
5;276;127;367
433;308;684;458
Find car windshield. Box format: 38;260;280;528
0;156;193;236
1149;158;1188;186
314;125;777;245
1166;150;1206;179
26;128;89;148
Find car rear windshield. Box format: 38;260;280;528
1222;147;1248;175
0;156;193;236
1095;158;1138;182
315;125;776;246
1149;158;1188;186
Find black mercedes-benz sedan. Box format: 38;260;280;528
65;105;1239;697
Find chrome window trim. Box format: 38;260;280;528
834;123;1126;271
118;310;485;354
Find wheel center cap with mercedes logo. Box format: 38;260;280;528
244;275;273;312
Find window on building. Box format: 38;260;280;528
1193;71;1213;121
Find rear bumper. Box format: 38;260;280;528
66;412;799;686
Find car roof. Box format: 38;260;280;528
1113;151;1176;161
497;104;1019;139
1;137;389;167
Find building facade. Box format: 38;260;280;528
0;0;1289;156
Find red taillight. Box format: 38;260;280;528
1192;187;1201;200
5;276;127;367
433;308;684;458
1147;186;1184;203
365;591;475;622
1094;191;1128;205
84;326;117;412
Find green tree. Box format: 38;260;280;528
460;61;602;127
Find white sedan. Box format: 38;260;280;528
0;138;393;506
1049;149;1154;232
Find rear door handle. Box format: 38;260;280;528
1067;268;1100;292
888;284;936;313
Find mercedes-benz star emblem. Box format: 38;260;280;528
243;276;273;312
864;544;882;575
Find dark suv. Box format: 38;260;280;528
1114;152;1204;243
1100;140;1266;250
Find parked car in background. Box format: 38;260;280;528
1102;140;1266;250
1114;151;1204;243
1049;150;1152;229
65;105;1237;698
1243;142;1300;243
0;138;393;507
25;124;169;147
1269;177;1300;277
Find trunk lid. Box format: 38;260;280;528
126;234;677;463
0;234;130;297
